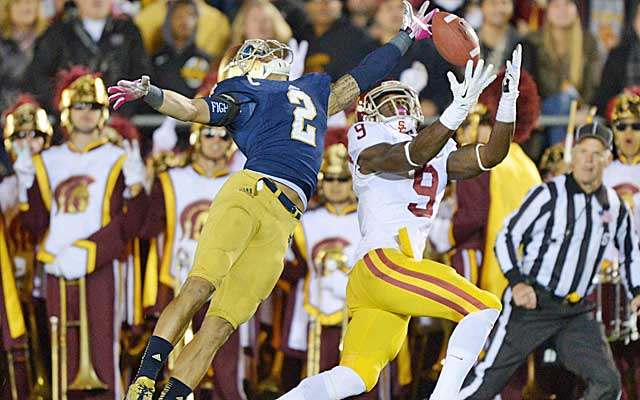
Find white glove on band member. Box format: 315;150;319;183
53;244;91;280
122;139;146;187
13;141;35;203
440;59;496;131
496;44;522;123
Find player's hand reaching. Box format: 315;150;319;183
108;76;151;111
496;44;522;123
402;0;439;40
447;59;496;111
288;38;309;80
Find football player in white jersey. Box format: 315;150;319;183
280;46;522;400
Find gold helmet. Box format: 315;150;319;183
610;92;640;123
319;143;350;178
456;103;489;145
3;98;53;156
356;80;423;134
220;39;292;81
58;74;109;132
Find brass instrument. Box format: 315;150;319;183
50;316;59;400
27;299;50;399
7;350;18;400
56;277;108;400
521;353;554;400
306;248;348;376
563;100;578;163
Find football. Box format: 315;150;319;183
432;12;481;67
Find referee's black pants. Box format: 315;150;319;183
460;286;621;400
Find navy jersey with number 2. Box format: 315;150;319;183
204;73;332;204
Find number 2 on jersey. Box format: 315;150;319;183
288;88;317;146
408;165;439;218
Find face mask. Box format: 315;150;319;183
383;116;417;135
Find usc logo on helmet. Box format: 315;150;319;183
53;175;95;214
179;199;212;241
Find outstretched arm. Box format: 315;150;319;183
107;77;239;126
357;60;496;174
447;45;522;180
328;1;436;116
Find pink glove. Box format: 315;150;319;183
107;76;150;111
402;1;439;40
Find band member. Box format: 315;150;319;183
15;67;148;400
140;122;252;399
0;96;54;400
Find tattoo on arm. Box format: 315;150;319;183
328;75;360;116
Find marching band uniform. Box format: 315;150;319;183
19;71;148;399
0;97;54;399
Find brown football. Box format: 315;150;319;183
432;12;480;67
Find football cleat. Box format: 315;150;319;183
125;376;155;400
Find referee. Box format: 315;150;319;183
460;123;640;400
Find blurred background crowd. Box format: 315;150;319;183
1;0;640;398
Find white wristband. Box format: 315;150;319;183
439;101;472;131
404;141;420;167
496;91;518;123
475;144;491;171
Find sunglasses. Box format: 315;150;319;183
70;102;104;110
324;176;351;183
13;130;45;139
201;128;231;140
614;122;640;131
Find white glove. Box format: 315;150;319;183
152;117;178;153
440;59;496;130
288;39;309;81
44;263;61;277
13;141;35;203
13;256;27;278
122;140;146;187
53;245;90;280
400;61;429;93
496;44;522;123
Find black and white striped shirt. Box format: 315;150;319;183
495;173;640;299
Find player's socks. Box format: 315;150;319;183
158;377;192;399
430;308;500;400
135;335;173;380
278;366;366;400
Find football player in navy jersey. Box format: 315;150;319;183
109;2;438;398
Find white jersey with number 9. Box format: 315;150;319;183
347;121;457;261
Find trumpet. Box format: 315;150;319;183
307;248;348;376
53;277;107;400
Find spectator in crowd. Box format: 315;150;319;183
230;0;293;44
23;0;152;114
478;0;526;69
347;0;380;28
135;0;230;58
303;0;378;80
525;0;600;145
595;3;640;114
152;0;211;98
0;0;49;110
272;0;315;43
369;0;453;115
